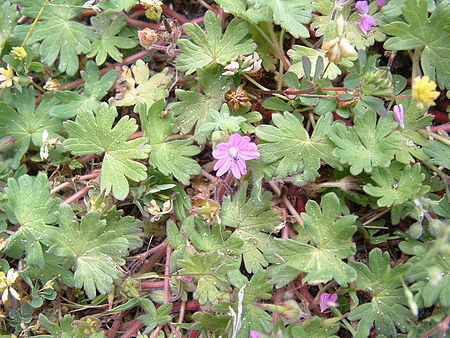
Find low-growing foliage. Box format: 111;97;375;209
0;0;448;336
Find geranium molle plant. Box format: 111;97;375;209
212;134;260;178
355;1;377;34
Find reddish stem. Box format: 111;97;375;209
172;300;200;312
126;16;159;29
420;315;450;338
61;186;93;204
107;313;124;338
51;172;100;195
58;49;155;91
121;321;144;338
215;171;234;201
431;123;450;132
141;281;165;289
130;241;167;261
189;331;201;338
162;4;189;24
128;131;144;140
77;154;98;164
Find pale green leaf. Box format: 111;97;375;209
327;109;404;175
348;248;413;337
363;163;431;207
48;61;117;119
63;103;151;200
0;87;62;168
139;100;201;184
2;173;58;266
171;66;231;140
256;112;341;181
109;60;172;111
178;250;238;305
270;193;357;284
87;14;138;65
14;0;96;75
255;0;312;38
42;205;137;299
383;0;450;88
220;183;281;273
0;1;18;52
177;11;256;74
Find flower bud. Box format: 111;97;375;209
428;219;446;237
138;28;158;49
43;77;60;91
336;15;345;37
408;222;423;239
322;37;356;63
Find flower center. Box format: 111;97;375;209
228;147;238;160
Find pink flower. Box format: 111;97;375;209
355;1;377;34
320;293;338;313
393;104;405;128
250;331;262;338
377;0;386;6
212;134;260;179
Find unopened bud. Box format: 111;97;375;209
322;37;357;63
428;219;446;237
138;28;158;49
336;15;345;36
408;222;423;239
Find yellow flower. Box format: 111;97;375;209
0;65;19;89
412;75;440;108
11;47;27;60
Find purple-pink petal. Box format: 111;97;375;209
320;292;338;313
250;331;262;338
393;104;405;128
358;14;377;34
355;1;369;14
212;134;260;178
377;0;386;6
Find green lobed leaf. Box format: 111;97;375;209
256;112;341;181
0;1;18;52
327;109;404;175
423;141;450;169
171;66;231;140
109;59;173;111
138;299;172;334
363;163;430;207
2;173;58;267
0;87;62;168
269;192;357;284
14;0;97;76
63;103;151;200
383;0;450;88
254;0;313;38
139;100;201;184
87;14;138;65
48;61;117;119
177;11;256;74
220;183;281;273
42;204;139;299
348;248;413;337
178;249;238;305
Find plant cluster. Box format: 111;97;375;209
0;0;449;337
